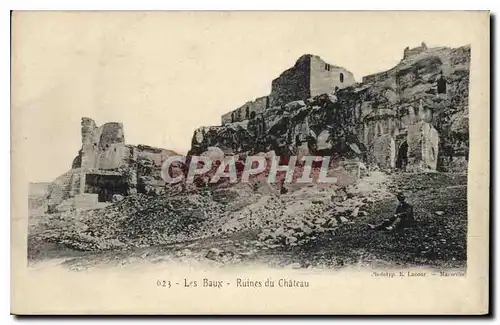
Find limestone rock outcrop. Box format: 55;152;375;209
191;43;470;173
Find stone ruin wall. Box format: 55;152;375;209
309;55;356;97
47;169;82;208
75;117;127;170
403;42;428;60
332;44;470;172
47;118;178;211
221;95;270;125
220;54;356;125
407;121;440;170
193;44;471;173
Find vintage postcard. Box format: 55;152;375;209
11;11;490;314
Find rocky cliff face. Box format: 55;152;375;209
270;54;312;107
190;44;470;172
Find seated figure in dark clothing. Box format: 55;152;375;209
368;192;414;231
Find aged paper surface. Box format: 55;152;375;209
11;11;489;314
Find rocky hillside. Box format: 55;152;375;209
29;171;467;270
30;169;390;252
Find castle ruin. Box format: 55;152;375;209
193;43;470;173
47;118;177;212
221;54;355;125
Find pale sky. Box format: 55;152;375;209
11;11;484;182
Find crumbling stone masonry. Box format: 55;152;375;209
407;121;440;171
372;134;396;169
221;54;355;125
221;96;270;125
193;43;470;173
47;118;177;212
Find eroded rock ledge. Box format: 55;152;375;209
191;44;470;173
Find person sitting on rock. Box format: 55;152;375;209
367;192;414;231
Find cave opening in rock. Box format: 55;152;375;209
396;140;408;170
84;173;129;202
437;76;447;94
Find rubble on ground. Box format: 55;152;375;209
33;193;225;251
215;170;394;249
33;166;394;253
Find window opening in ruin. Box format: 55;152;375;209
396;141;409;170
437;76;446;94
250;111;256;119
325;63;331;71
340;73;344;83
245;107;250;119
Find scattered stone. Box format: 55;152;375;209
206;248;223;260
286;262;302;269
314;217;326;224
180;249;192;256
294;231;305;239
112;194;124;203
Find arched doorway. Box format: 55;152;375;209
396;140;408;171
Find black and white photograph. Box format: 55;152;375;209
11;11;490;315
